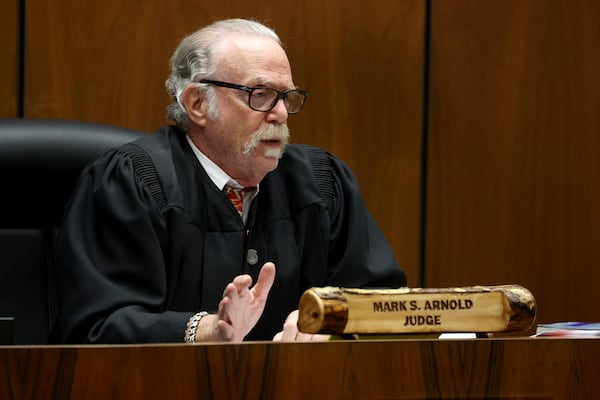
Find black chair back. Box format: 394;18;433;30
0;118;146;344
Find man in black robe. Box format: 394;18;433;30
51;19;406;344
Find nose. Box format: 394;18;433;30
266;99;289;124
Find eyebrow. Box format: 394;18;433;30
246;77;298;90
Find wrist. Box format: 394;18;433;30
194;313;220;342
184;311;209;343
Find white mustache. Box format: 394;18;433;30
243;124;290;157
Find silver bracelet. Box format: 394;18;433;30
184;311;209;343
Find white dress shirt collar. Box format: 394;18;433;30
186;135;238;190
185;135;259;222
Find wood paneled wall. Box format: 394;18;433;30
0;0;19;118
22;0;426;285
2;0;598;324
426;0;600;323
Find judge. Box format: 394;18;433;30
51;18;406;344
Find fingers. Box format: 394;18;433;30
220;283;243;319
223;262;275;297
222;262;275;302
280;310;299;341
251;262;276;300
216;291;230;325
307;333;330;342
215;263;277;343
215;319;234;341
278;330;330;342
273;310;331;342
224;275;252;298
232;274;252;288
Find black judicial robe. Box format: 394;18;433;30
51;125;406;343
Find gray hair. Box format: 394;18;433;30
165;19;282;130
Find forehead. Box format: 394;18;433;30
213;35;294;88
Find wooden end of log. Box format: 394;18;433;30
297;284;536;335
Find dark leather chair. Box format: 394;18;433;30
0;118;146;344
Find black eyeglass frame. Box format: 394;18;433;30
199;79;308;114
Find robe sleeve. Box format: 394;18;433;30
52;149;193;343
324;154;408;289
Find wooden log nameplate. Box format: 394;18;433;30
297;285;536;335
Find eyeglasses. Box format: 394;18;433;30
200;79;308;114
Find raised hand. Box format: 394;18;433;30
214;262;276;341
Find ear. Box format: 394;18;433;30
180;85;209;127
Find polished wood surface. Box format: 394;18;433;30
1;338;598;399
426;0;600;323
0;0;19;118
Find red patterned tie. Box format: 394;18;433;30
224;186;245;216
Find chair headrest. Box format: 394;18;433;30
0;118;147;228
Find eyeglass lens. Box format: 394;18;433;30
249;88;305;113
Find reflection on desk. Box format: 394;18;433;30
1;338;598;399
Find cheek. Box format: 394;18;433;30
219;105;267;146
240;121;265;144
